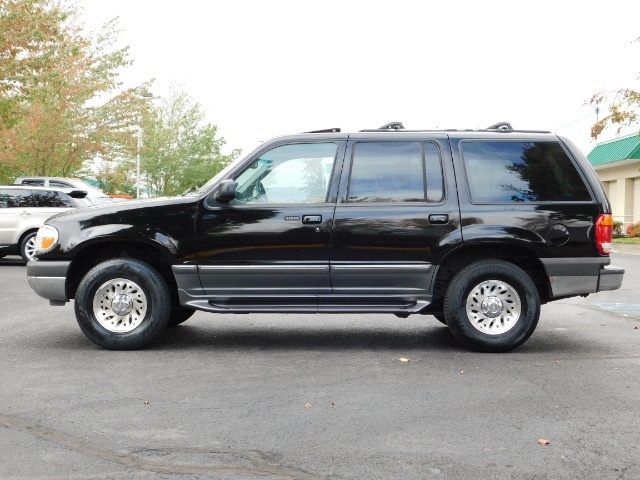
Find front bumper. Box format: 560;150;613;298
26;260;71;304
541;258;624;298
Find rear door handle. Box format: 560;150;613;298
429;214;448;225
302;215;322;224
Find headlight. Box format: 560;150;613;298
34;225;59;254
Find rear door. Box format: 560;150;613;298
327;134;461;310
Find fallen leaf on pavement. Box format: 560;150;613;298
538;439;550;445
399;358;411;363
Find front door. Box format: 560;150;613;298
195;141;345;310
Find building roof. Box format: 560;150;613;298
587;133;640;167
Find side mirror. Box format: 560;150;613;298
215;179;236;203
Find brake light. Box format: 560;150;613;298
595;214;613;255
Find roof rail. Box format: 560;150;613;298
305;127;341;133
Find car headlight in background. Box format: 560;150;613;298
34;225;59;255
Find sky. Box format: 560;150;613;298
78;0;640;157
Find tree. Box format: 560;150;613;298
588;37;640;140
136;86;240;197
0;0;150;183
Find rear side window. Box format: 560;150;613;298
461;141;591;203
33;190;75;208
0;189;34;208
348;141;444;203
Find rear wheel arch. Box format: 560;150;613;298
430;244;550;308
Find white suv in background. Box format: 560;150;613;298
0;186;91;261
13;177;116;205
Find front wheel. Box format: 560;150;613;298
20;232;37;262
75;259;171;350
443;259;540;353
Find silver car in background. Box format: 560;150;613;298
0;186;91;261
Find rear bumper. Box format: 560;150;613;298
26;260;71;304
541;258;624;298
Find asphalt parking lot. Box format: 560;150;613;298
1;253;639;480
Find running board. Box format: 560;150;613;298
179;294;429;314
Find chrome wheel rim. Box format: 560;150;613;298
24;236;37;261
92;278;148;333
465;279;521;335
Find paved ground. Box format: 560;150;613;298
611;243;640;256
0;253;638;479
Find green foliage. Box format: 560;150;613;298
626;220;640;238
613;220;624;238
588;37;640;140
136;86;240;197
0;0;151;183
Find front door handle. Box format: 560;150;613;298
302;215;322;224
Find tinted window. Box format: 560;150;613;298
33;190;75;208
231;143;338;204
49;180;73;188
461;141;591;203
348;141;444;203
0;189;34;208
20;179;45;186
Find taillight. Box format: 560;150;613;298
595;214;613;255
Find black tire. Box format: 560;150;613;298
443;259;540;353
20;232;37;262
167;307;196;327
74;259;171;350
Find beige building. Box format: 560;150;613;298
587;133;640;229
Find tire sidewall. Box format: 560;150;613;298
75;259;170;349
444;260;540;353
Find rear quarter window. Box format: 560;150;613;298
461;141;591;203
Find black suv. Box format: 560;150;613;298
25;122;624;352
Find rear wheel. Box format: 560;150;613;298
75;259;171;350
443;259;540;352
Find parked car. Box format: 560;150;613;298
0;186;91;261
14;177;116;205
26;122;624;352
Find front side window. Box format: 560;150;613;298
231;143;338;205
0;189;34;208
348;141;444;203
461;141;591;203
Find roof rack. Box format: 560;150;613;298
305;127;341;134
358;121;551;134
486;122;514;130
